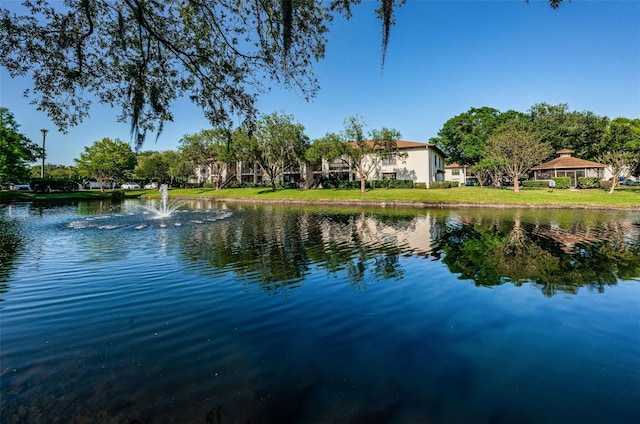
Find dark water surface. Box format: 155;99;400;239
1;200;639;423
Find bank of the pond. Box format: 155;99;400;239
2;186;639;210
161;186;640;211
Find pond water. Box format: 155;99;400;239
1;200;639;423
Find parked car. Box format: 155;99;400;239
121;182;141;189
144;182;159;189
10;183;32;191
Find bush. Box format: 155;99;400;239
202;182;214;189
227;182;261;188
522;180;548;188
552;176;571;189
578;177;601;189
371;179;414;189
414;182;426;189
111;190;125;200
322;179;364;190
278;182;298;189
30;178;80;193
600;180;613;190
429;181;455;189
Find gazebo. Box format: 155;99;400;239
531;149;605;187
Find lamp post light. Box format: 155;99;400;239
40;128;48;179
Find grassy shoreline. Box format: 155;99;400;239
3;186;637;210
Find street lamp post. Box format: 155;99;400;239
40;128;48;179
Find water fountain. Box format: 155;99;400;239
66;184;232;232
146;184;185;219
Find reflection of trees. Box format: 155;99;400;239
0;215;25;301
440;210;640;296
179;207;434;291
176;204;639;296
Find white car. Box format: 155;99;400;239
144;182;159;189
121;182;141;189
10;183;31;191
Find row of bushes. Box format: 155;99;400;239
428;181;459;189
30;178;80;193
321;179;459;190
522;177;605;190
371;179;415;189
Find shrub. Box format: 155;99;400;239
578;177;601;189
30;178;80;193
552;176;571;189
414;182;426;189
278;182;298;189
322;179;364;190
202;182;214;189
600;180;613;190
371;179;414;189
111;190;125;200
522;180;548;188
227;182;261;188
429;181;454;189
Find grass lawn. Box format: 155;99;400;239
2;186;638;209
163;186;639;209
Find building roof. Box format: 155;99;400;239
349;140;446;157
445;162;465;169
396;140;446;157
531;155;605;170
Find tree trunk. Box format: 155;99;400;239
513;176;520;193
608;180;617;194
359;170;366;193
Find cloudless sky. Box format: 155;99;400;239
1;0;639;165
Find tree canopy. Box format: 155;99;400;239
1;0;565;149
307;115;401;193
430;107;523;166
178;128;236;188
484;119;552;193
0;107;39;185
235;111;309;191
74;137;137;191
527;102;609;160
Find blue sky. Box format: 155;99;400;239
1;0;639;165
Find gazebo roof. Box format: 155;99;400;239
531;155;605;171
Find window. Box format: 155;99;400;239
452;169;460;176
382;172;396;180
382;157;396;166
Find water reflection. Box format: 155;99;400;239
440;209;640;295
2;201;639;297
2;201;640;423
178;204;640;296
0;210;25;302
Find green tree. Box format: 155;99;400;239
598;151;640;194
74;138;136;191
485;119;553;193
134;150;167;183
605;118;640;177
178;129;235;189
431;107;525;166
468;159;503;188
0;1;565;148
307;116;401;193
0;107;39;185
44;164;79;180
162;150;191;187
236;112;309;191
527;103;609;160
